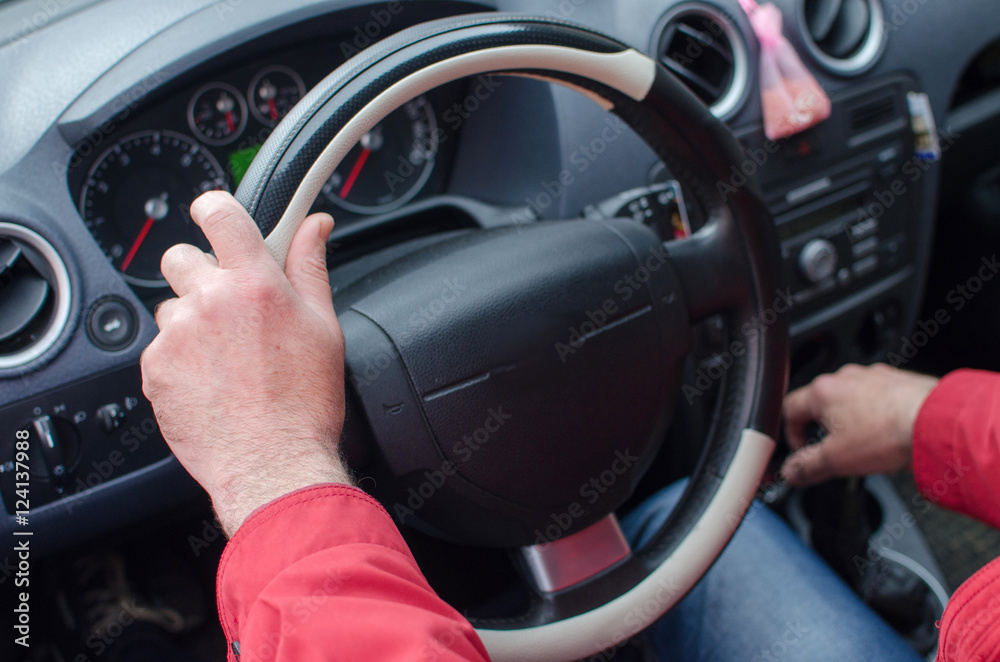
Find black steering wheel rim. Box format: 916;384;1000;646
235;13;788;662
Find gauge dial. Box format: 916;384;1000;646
79;131;228;287
249;65;306;126
187;82;248;146
321;95;439;214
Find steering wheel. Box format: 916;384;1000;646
235;13;787;662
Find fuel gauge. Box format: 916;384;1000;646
249;65;306;126
187;82;247;146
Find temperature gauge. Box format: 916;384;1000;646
249;65;306;126
187;82;248;146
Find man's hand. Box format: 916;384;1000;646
780;363;939;486
141;191;351;536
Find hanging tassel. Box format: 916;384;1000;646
738;0;832;140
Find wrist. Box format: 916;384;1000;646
892;373;939;461
211;445;352;536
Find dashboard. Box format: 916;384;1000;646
66;36;464;299
0;0;999;556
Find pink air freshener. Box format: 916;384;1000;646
739;0;832;140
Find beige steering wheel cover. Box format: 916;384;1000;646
263;45;655;268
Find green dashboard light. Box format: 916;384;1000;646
228;143;264;188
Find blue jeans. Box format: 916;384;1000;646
621;480;926;662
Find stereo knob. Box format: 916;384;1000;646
798;238;838;284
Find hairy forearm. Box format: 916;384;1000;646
212;442;353;537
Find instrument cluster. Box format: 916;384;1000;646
68;38;463;293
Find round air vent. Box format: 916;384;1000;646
0;223;72;370
801;0;885;75
653;2;751;119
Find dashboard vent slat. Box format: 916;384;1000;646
806;0;844;42
803;0;884;74
849;96;897;133
0;224;71;369
654;3;749;118
0;270;49;343
0;240;21;277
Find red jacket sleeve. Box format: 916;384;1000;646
912;369;1000;661
912;368;1000;529
216;484;491;662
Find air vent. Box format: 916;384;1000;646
0;223;72;370
849;95;896;133
802;0;885;74
654;3;750;119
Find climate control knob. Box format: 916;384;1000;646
798;238;838;284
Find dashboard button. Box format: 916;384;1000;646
88;297;137;350
798;238;839;284
96;403;126;433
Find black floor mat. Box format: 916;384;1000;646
892;472;1000;592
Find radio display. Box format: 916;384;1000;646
777;194;865;241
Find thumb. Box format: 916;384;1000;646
285;212;338;330
780;440;836;487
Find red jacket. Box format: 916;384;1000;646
913;369;1000;661
217;369;1000;662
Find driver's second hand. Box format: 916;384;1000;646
339;147;372;199
121;216;155;272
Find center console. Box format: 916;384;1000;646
738;74;929;385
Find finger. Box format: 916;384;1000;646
782;385;823;451
189;191;272;270
161;243;216;297
285;212;338;331
780;441;836;486
153;297;180;330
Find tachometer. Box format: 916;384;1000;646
249;65;306;126
321;95;439;214
187;82;248;146
79;131;228;287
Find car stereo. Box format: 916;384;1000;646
738;74;926;323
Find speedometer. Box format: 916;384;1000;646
320;95;439;214
79;131;228;287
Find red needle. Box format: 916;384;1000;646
121;216;155;272
339;147;372;199
225;111;235;133
268;98;279;121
